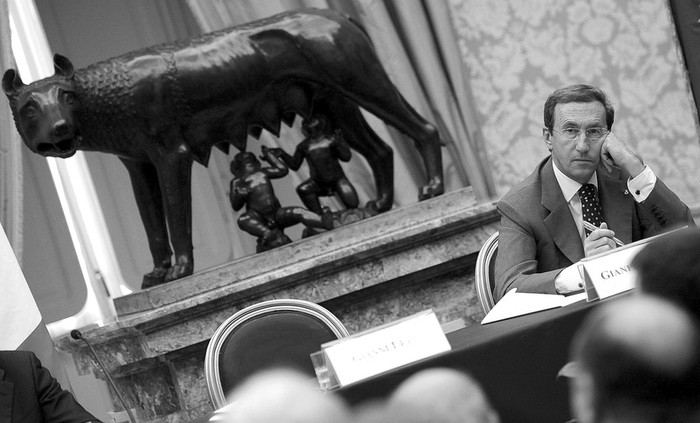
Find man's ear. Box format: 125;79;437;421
543;127;553;152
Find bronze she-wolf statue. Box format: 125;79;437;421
2;8;445;288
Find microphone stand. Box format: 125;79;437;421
71;330;136;423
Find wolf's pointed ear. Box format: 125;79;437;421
53;54;74;78
2;69;24;96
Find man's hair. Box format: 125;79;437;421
225;368;351;423
571;296;700;422
387;368;500;423
631;227;700;322
543;84;615;131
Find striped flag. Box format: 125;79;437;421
0;222;72;389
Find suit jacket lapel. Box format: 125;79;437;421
541;158;585;263
598;172;634;244
0;368;14;423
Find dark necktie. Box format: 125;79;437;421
579;183;603;236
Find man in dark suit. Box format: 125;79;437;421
0;350;100;422
494;84;694;301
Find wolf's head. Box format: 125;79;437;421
3;54;81;158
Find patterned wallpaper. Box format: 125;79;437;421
448;0;700;204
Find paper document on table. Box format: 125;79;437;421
561;292;588;306
481;289;586;324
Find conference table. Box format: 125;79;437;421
337;294;624;423
195;294;626;423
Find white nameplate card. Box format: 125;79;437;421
577;229;682;301
578;245;641;301
316;310;451;387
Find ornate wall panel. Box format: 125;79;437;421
449;0;700;204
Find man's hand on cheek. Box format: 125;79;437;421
600;132;645;177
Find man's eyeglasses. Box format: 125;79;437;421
551;127;608;140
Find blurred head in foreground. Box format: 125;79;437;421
569;295;700;423
631;227;700;322
385;367;500;423
221;367;351;423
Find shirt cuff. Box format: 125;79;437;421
627;165;656;202
554;264;583;293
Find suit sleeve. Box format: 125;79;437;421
29;353;101;423
635;178;696;236
494;200;562;301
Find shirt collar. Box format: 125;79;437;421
551;159;597;203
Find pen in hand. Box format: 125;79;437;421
582;221;625;247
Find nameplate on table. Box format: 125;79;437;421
314;310;451;388
576;230;679;301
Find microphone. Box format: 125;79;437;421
71;329;136;423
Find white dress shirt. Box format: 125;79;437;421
551;162;657;243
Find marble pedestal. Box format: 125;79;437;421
56;187;499;422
